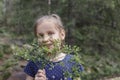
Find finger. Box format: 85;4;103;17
35;76;46;80
35;77;39;80
35;72;46;80
43;69;46;74
37;69;46;75
39;73;46;78
35;76;45;80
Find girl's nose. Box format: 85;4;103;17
43;35;49;42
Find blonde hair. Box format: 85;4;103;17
34;14;65;36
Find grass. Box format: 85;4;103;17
81;52;120;80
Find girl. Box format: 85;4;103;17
24;14;83;80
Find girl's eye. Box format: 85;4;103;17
38;34;43;38
48;31;54;35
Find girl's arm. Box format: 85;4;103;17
26;75;34;80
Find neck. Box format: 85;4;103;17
49;53;66;62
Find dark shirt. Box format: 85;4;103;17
24;54;83;80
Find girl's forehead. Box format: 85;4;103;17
37;21;59;31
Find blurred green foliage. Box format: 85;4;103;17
0;0;120;80
13;40;83;79
0;57;17;80
0;1;2;18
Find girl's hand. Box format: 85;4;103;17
35;69;47;80
73;77;81;80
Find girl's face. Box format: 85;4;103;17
36;21;65;50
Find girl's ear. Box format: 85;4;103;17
60;29;65;40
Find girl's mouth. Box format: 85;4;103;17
44;43;53;48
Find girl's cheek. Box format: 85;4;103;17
38;39;42;44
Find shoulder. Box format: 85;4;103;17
62;54;74;66
64;54;73;60
64;54;84;71
64;54;75;63
24;61;39;77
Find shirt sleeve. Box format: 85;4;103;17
70;61;84;79
63;55;83;79
24;61;39;77
68;55;84;72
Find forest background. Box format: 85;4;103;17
0;0;120;80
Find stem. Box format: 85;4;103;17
48;0;51;15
